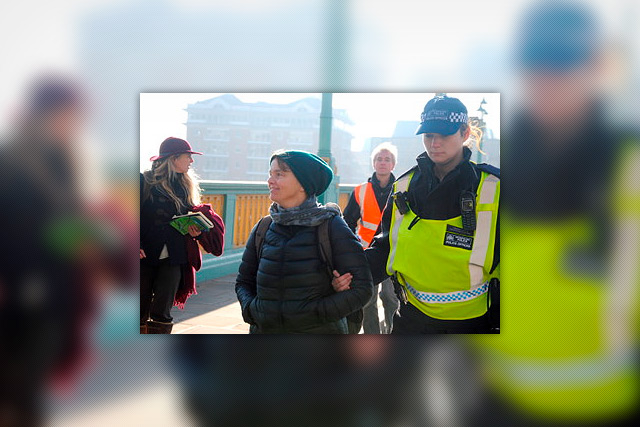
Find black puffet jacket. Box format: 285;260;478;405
235;215;374;334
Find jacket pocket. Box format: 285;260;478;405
248;297;272;329
242;297;257;325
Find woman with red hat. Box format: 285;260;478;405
140;137;224;334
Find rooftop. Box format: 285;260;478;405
186;94;354;125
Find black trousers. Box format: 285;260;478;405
140;258;182;324
391;302;491;334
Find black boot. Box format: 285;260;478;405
147;320;173;334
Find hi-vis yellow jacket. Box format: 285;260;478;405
475;142;639;422
385;166;500;320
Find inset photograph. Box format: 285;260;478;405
140;92;500;334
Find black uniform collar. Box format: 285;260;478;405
369;172;395;189
415;146;475;185
505;103;620;218
404;147;481;221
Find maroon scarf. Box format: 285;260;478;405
173;203;225;308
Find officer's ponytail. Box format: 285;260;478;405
460;119;486;154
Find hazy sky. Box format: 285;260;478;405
140;92;500;171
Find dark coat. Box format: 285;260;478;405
140;173;190;265
176;203;225;308
235;215;373;334
140;173;226;308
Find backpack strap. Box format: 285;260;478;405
317;203;342;274
254;216;273;259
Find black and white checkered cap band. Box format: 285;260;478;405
421;110;468;123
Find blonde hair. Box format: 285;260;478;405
460;119;486;154
371;142;398;166
143;154;201;211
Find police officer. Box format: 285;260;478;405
474;2;640;425
340;95;500;334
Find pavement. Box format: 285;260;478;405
172;274;389;334
172;273;249;334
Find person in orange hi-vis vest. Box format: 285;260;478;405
344;142;400;333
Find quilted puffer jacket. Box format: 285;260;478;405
235;215;373;334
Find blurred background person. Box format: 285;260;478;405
141;137;225;334
343;142;400;334
235;150;373;334
475;1;640;425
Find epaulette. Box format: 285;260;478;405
475;163;500;179
394;165;418;182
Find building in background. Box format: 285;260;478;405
185;94;364;182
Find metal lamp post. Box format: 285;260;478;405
317;92;339;204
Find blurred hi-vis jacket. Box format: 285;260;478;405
477;142;640;422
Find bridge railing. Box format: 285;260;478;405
197;180;357;280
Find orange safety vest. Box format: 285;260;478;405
354;181;382;247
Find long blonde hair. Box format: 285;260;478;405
143;154;201;211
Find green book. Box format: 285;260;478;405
170;212;214;235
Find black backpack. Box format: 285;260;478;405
253;203;341;277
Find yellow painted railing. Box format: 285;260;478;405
338;192;350;212
200;194;225;219
233;194;272;247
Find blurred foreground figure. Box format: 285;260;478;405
476;1;639;425
0;73;135;426
175;336;426;427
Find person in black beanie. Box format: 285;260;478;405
235;150;373;334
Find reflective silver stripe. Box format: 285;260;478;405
469;174;499;287
386;174;411;274
361;220;378;230
479;174;499;204
358;183;367;220
606;148;640;355
491;351;634;387
405;279;489;304
607;219;640;354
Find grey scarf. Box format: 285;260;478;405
269;196;338;226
